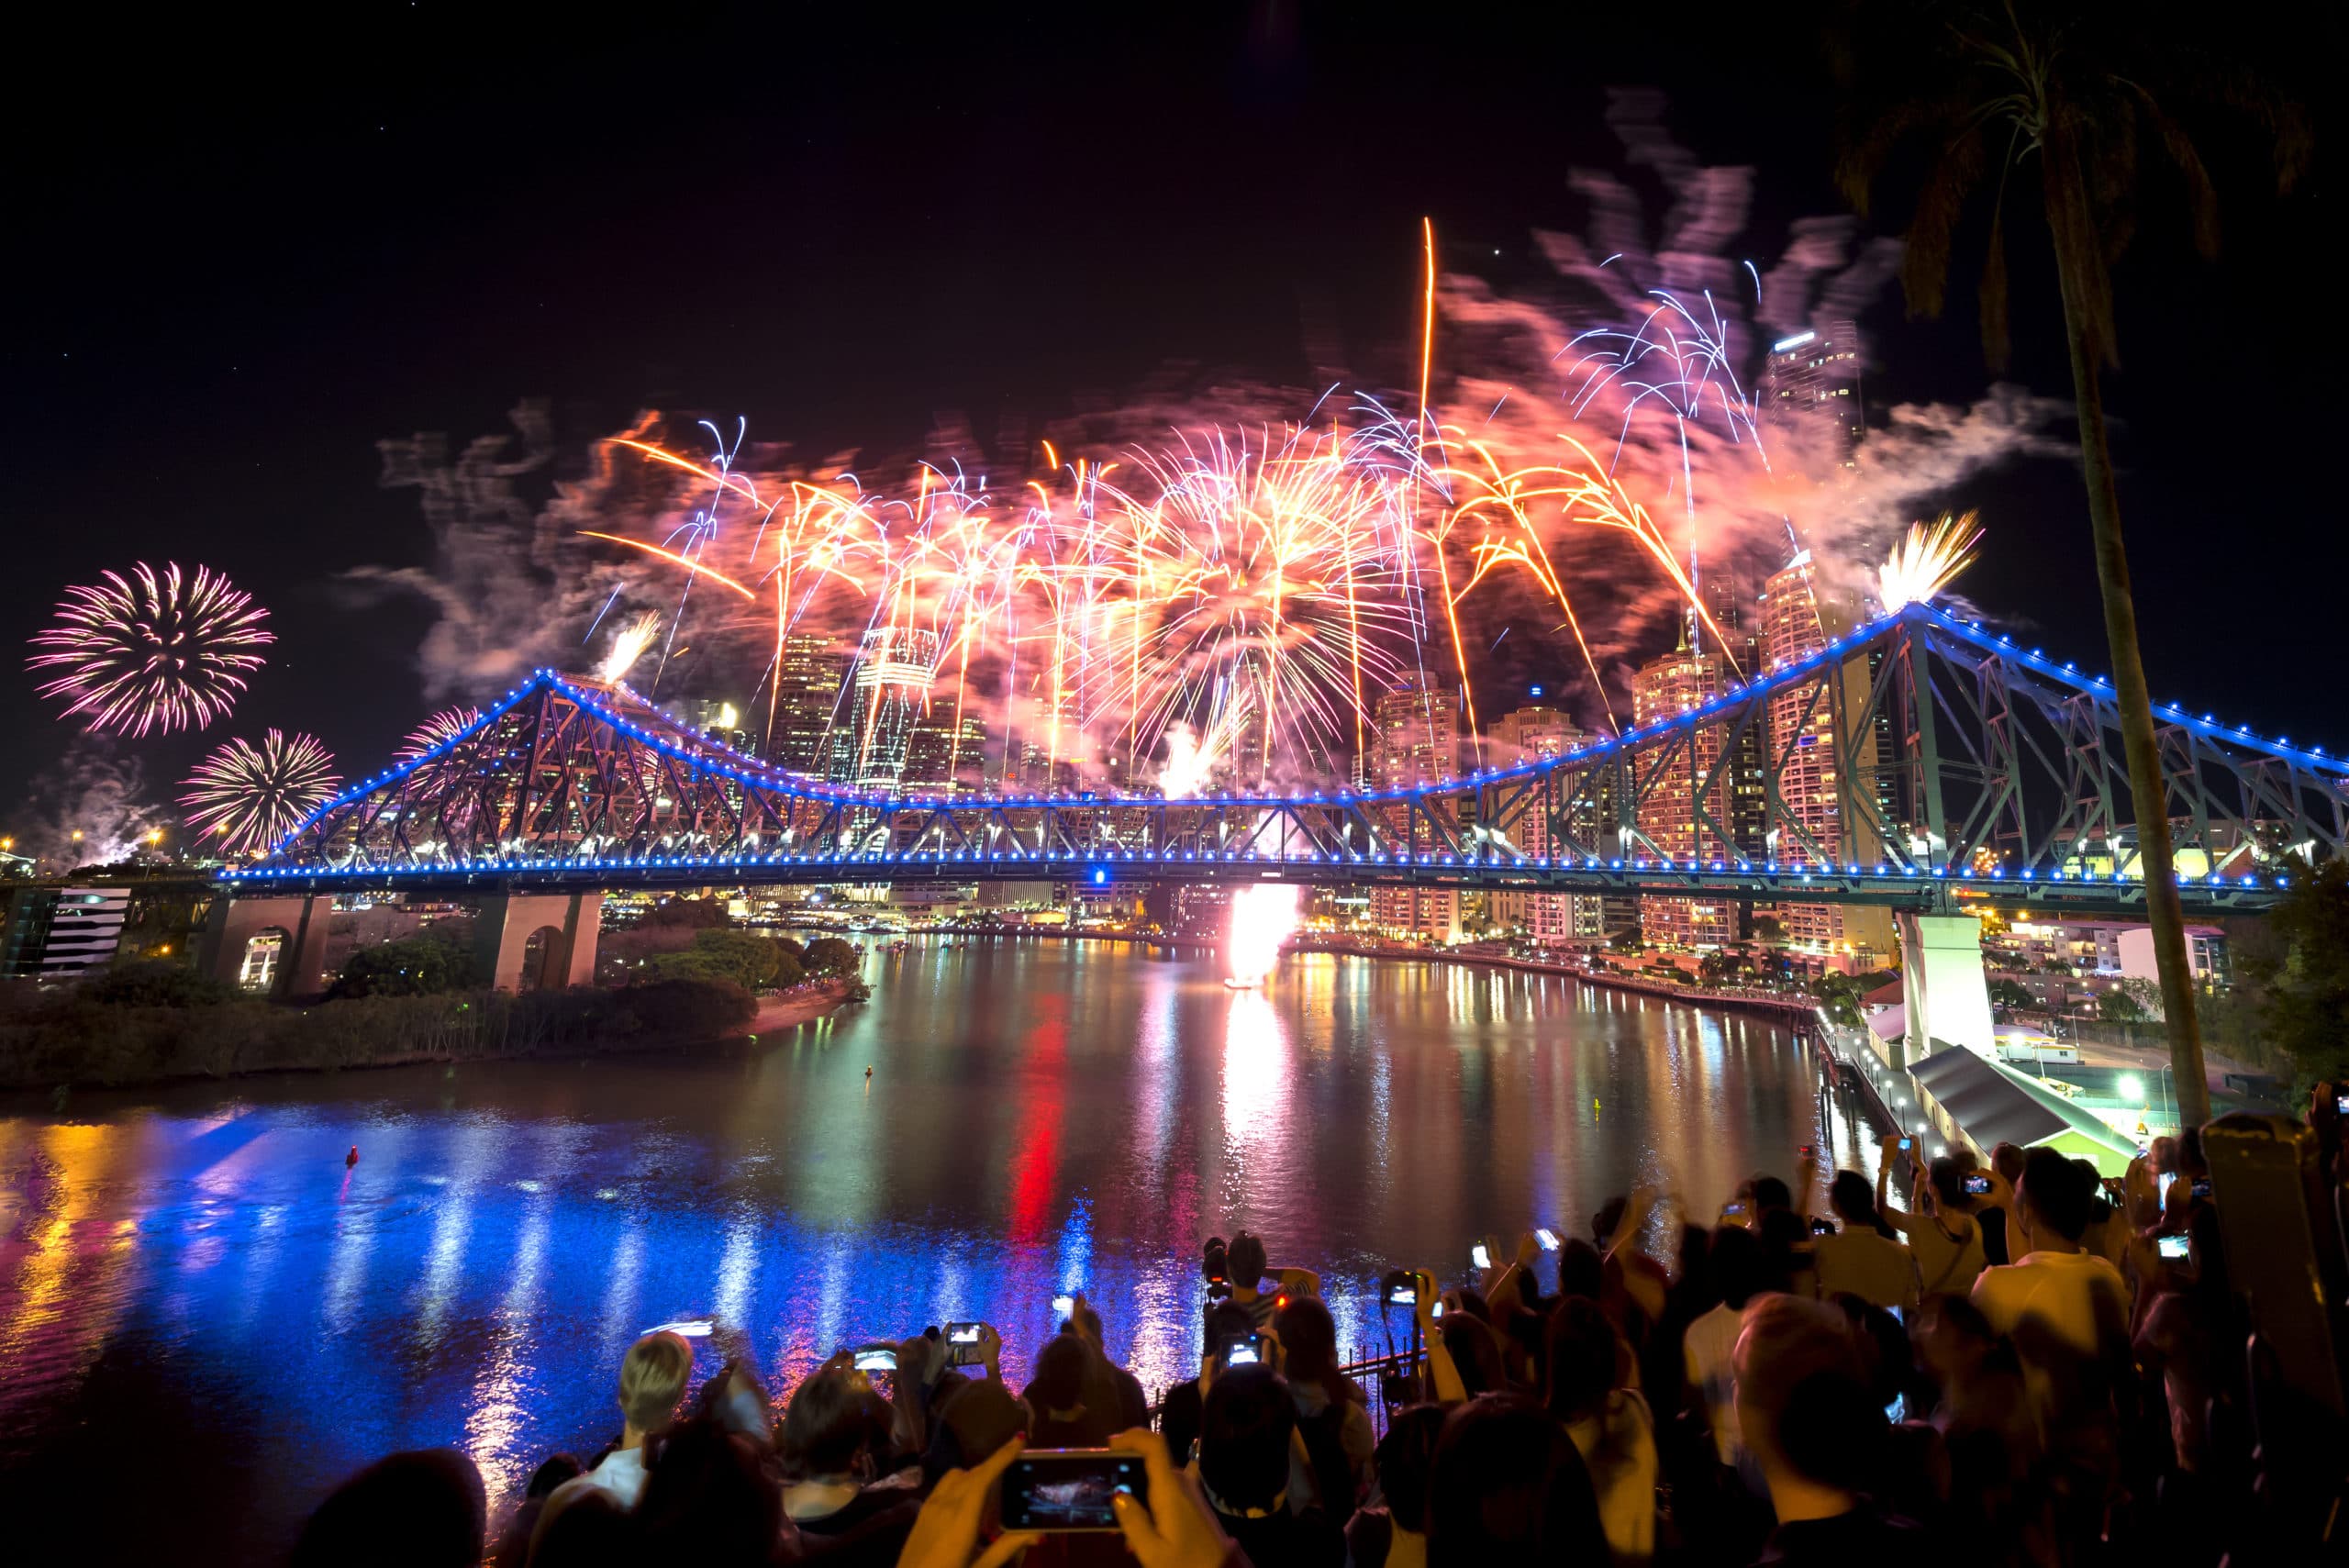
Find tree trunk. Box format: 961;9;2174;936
2043;149;2212;1126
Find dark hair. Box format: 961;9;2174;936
1707;1223;1768;1310
779;1367;893;1477
634;1418;783;1562
1275;1294;1362;1410
1830;1170;1898;1240
292;1448;486;1568
1591;1195;1629;1244
2020;1146;2093;1243
925;1379;1029;1481
1030;1332;1093;1414
1226;1230;1269;1290
1374;1404;1447;1534
1199;1362;1295;1512
1424;1396;1607;1564
1543;1297;1620;1424
1438;1313;1508;1398
1555;1238;1604;1302
1926;1155;1969;1211
529;1488;639;1567
1732;1296;1881;1491
1991;1141;2026;1182
1751;1174;1794;1213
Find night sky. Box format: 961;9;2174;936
6;5;2337;831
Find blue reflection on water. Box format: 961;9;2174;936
0;941;1837;1562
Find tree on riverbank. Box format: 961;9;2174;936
802;937;862;976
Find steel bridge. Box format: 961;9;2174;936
232;603;2342;918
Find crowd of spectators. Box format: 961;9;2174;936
291;1092;2349;1567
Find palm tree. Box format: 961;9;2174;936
1837;2;2307;1125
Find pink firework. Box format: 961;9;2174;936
28;562;273;737
395;706;485;761
181;730;340;858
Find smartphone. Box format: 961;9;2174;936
1720;1201;1747;1219
852;1344;897;1373
2156;1233;2191;1261
1219;1332;1265;1368
1000;1449;1150;1533
2337;1095;2349;1117
642;1318;714;1339
2191;1178;2213;1201
1809;1217;1836;1235
1431;1299;1446;1319
1964;1174;1993;1196
943;1321;986;1366
1052;1293;1076;1318
1470;1242;1493;1271
1535;1228;1561;1251
1897;1137;1913;1152
1386;1281;1418;1306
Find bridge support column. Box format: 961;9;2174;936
1897;910;1995;1067
472;893;603;992
198;895;333;1001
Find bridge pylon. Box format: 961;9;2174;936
1896;910;1997;1069
473;891;603;992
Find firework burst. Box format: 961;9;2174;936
1880;511;1985;609
599;611;664;684
395;706;484;761
28;562;274;737
181;730;340;857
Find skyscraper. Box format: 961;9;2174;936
766;633;850;776
1370;674;1463;941
1484;703;1606;945
1762;321;1864;475
830;626;941;789
1632;636;1733;949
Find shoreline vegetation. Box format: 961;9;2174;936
0;973;860;1095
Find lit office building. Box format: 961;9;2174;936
767;633;850;776
1762;320;1864;475
1370;675;1464;941
1632;637;1732;949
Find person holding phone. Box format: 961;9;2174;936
1970;1148;2132;1367
536;1329;695;1517
1158;1302;1264;1468
1196;1362;1347;1567
1875;1135;1988;1298
779;1359;912;1536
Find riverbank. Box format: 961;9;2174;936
751;979;858;1032
1286;938;1820;1022
0;976;767;1092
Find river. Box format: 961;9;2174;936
0;940;1881;1560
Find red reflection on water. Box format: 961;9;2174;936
1005;996;1066;1246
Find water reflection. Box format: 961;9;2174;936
0;943;1851;1563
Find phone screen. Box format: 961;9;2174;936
1052;1294;1076;1318
1964;1174;1993;1196
1534;1228;1560;1251
852;1346;896;1373
1386;1284;1417;1305
2192;1178;2213;1200
1219;1333;1264;1367
1470;1243;1493;1271
1000;1450;1150;1532
2336;1095;2349;1117
1898;1137;1912;1151
1431;1300;1446;1318
2156;1234;2191;1261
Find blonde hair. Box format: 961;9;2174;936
618;1330;695;1434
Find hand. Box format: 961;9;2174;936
896;1437;1041;1568
1514;1230;1542;1271
1411;1268;1437;1328
979;1323;1003;1377
1110;1429;1234;1568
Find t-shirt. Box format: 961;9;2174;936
1751;1504;1957;1567
545;1444;648;1513
1884;1206;1986;1298
1682;1301;1745;1465
1970;1250;2132;1360
1811;1229;1920;1313
1158;1378;1204;1466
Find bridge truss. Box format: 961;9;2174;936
238;605;2344;916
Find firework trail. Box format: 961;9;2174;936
181;730;340;857
1879;511;1985;609
395;706;485;761
28;563;273;738
599;611;664;684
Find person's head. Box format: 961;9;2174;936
1424;1396;1607;1564
1833;1296;1915;1414
1751;1174;1794;1214
2016;1146;2094;1248
1198;1362;1294;1514
1591;1195;1629;1246
1543;1296;1620;1424
634;1418;782;1562
1374;1404;1447;1536
1226;1230;1268;1292
618;1329;696;1439
1554;1238;1603;1302
1925;1155;1970;1214
1991;1141;2026;1184
1274;1293;1353;1406
1733;1294;1882;1498
1830;1170;1896;1240
1438;1311;1508;1398
292;1449;487;1568
1067;1298;1106;1351
924;1378;1029;1481
1708;1222;1768;1310
779;1365;893;1480
529;1487;639;1568
1030;1331;1094;1418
